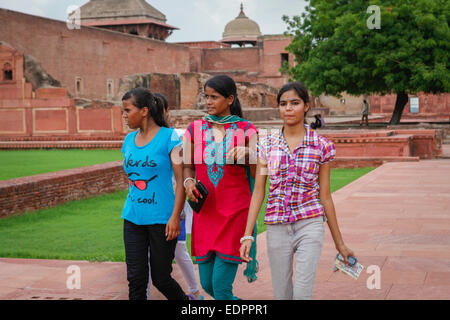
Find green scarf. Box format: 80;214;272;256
243;166;259;283
203;114;259;283
203;114;245;124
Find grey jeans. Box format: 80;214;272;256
266;215;326;300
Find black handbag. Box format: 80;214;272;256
187;180;209;214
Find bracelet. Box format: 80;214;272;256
183;177;195;189
240;235;254;244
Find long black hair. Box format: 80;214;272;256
204;74;243;117
277;81;310;121
122;87;168;127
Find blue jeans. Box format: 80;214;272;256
198;252;239;300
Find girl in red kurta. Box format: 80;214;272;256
183;75;257;300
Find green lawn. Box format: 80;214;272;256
0;167;374;262
0;149;123;181
330;167;375;193
0;191;127;262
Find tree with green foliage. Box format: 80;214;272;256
282;0;449;124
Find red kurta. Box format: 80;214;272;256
185;119;257;264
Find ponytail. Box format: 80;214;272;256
152;95;169;128
230;96;243;117
154;92;169;112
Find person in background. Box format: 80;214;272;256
361;99;369;126
310;114;325;130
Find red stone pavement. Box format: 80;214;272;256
1;160;449;300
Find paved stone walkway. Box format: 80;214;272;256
1;160;449;300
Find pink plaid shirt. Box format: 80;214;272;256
257;125;336;224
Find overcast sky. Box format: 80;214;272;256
0;0;307;42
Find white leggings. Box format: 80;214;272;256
266;216;325;300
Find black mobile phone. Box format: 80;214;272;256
187;181;209;214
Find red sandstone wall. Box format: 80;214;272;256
199;37;292;89
179;73;202;110
0;161;127;218
259;37;292;77
0;87;126;137
0;9;191;100
257;37;292;89
149;73;180;109
188;47;204;73
370;93;450;115
0;41;127;138
0;44;23;84
0;9;292;104
203;47;260;74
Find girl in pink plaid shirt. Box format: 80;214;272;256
240;82;355;300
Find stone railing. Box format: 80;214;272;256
0;161;127;218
